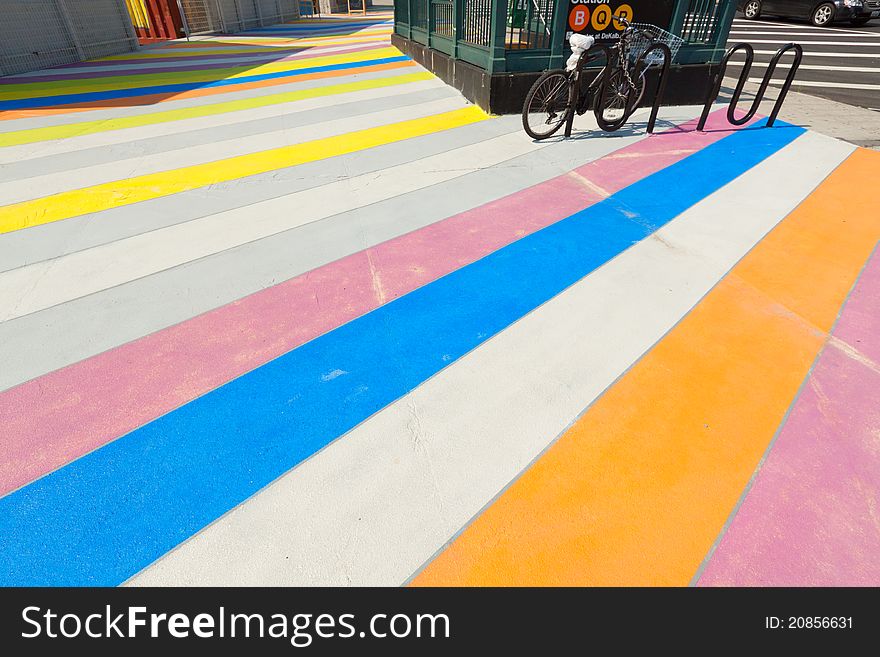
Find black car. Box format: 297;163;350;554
739;0;880;26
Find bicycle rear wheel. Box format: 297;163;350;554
522;70;571;140
594;68;646;132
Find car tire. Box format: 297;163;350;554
742;0;762;19
850;17;870;26
811;3;835;26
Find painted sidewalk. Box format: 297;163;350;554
0;14;878;586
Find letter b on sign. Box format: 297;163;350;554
568;6;589;31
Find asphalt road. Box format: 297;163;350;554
725;13;880;111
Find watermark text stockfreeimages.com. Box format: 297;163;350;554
22;606;450;647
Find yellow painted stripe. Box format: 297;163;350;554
0;105;488;234
411;148;880;586
0;47;401;100
95;36;387;59
0;72;434;148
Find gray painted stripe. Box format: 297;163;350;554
0;66;421;133
0;108;698;391
0;118;512;272
1;86;456;182
4;43;389;78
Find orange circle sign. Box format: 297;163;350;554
613;3;633;30
591;4;612;30
568;6;590;32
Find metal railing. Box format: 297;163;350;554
461;0;491;46
505;0;552;50
395;0;738;74
670;0;737;64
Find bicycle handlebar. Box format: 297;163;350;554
612;13;654;40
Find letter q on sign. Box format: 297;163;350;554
591;4;612;30
568;5;589;32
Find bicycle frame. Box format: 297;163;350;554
563;44;613;138
530;15;668;139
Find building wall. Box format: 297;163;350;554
0;0;139;76
0;0;304;77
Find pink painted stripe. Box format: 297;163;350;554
832;249;880;366
0;109;749;498
698;248;880;586
0;44;389;84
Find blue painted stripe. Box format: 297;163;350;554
0;121;804;586
0;56;409;110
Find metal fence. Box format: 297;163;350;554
0;0;140;76
179;0;223;33
679;0;726;44
505;0;553;50
179;0;302;34
460;0;490;47
671;0;736;63
395;0;562;72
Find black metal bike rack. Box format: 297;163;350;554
697;42;803;132
634;43;672;135
563;42;672;137
564;44;612;138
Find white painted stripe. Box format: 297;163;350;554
732;38;880;46
748;77;880;89
5;42;391;78
126;132;855;587
0;108;659;323
729;30;880;38
0;96;469;204
0;79;449;165
724;61;880;73
731;18;879;35
0;67;419;134
751;49;880;58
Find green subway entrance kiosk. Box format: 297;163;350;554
392;0;737;113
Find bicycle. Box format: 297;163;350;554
521;16;683;140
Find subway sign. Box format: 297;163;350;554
567;0;675;42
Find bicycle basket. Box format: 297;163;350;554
624;23;684;66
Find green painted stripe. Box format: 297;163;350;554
0;72;433;148
0;47;400;101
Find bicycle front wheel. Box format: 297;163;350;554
522;70;571;140
594;69;645;132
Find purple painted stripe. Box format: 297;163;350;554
8;49;311;70
698;247;880;586
0;44;386;84
0;110;746;499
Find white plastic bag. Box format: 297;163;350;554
566;33;596;72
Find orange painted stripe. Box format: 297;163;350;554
0;61;415;122
411;147;880;587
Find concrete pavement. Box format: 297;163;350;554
726;14;880;111
0;12;878;586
